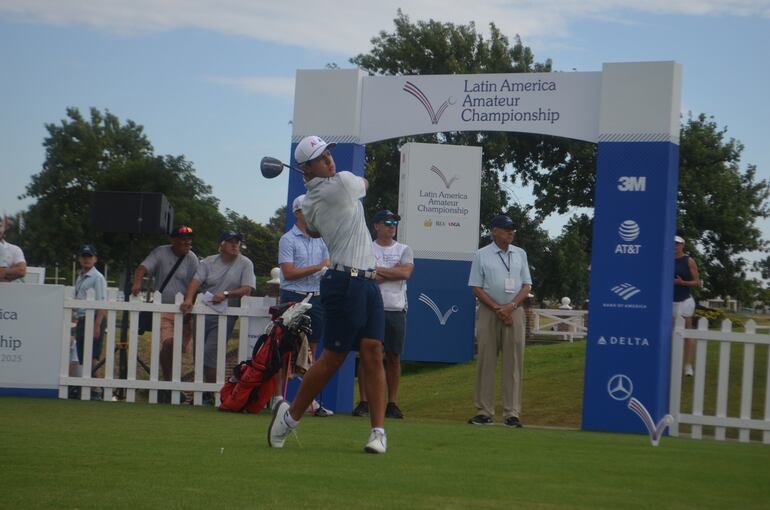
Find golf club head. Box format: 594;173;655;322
260;156;286;179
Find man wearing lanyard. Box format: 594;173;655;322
467;215;532;427
277;194;333;416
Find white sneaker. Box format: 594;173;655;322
267;399;294;448
684;364;694;377
364;430;387;454
269;396;282;410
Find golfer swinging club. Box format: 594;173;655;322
268;135;388;454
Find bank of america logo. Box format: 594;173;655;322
403;81;453;124
611;283;641;300
418;293;459;325
429;165;459;189
618;220;640;241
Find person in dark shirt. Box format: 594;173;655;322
673;235;700;377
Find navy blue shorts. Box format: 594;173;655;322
320;269;384;352
280;290;324;345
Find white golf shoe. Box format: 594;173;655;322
268;399;294;448
364;429;387;454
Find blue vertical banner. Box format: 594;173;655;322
403;259;475;363
583;141;679;432
582;62;682;433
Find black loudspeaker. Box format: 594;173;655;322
91;191;174;234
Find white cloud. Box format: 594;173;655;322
2;0;768;55
204;76;295;98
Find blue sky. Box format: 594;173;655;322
1;1;769;241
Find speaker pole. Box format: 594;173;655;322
117;233;134;398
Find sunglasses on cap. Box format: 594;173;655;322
384;220;399;226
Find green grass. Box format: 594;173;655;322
2;397;769;510
398;341;585;427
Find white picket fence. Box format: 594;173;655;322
530;308;587;342
60;287;272;406
670;317;770;443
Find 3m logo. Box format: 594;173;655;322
429;165;459;189
610;283;641;301
617;176;646;192
403;81;453;124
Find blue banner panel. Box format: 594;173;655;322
582;141;679;433
403;259;475;363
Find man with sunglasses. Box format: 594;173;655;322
353;210;413;419
268;135;388;454
132;225;199;391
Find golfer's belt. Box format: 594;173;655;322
331;264;377;280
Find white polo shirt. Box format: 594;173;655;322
0;240;24;267
302;171;375;270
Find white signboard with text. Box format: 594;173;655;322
398;143;481;261
0;284;64;395
361;72;601;144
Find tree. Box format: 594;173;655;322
351;11;568;227
224;209;279;278
18;107;226;274
537;214;592;305
676;113;770;302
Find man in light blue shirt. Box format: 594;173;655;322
467;215;532;428
73;243;108;377
277;193;331;416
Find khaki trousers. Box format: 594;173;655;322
474;304;525;419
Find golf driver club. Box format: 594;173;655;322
260;156;305;179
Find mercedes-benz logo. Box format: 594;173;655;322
607;374;633;401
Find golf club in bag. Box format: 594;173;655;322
218;296;313;413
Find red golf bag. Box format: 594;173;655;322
218;300;312;413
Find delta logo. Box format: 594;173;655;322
403;81;454;124
596;334;650;347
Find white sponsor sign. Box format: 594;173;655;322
0;284;65;392
360;72;601;144
398;143;481;261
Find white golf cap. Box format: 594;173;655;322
674;235;685;244
294;135;336;164
292;194;305;212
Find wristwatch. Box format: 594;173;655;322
511;302;518;310
223;291;230;297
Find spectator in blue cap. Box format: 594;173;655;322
71;243;108;399
181;230;255;388
467;215;532;427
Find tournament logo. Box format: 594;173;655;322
403;81;454;124
429;165;459;189
418;293;459;326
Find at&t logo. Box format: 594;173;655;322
615;220;641;254
617;176;646;192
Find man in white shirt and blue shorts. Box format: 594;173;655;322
268;135;388;454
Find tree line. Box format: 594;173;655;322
6;12;768;305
